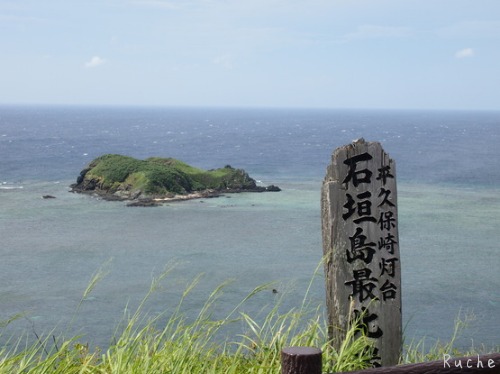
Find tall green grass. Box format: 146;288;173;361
0;263;497;373
401;310;499;364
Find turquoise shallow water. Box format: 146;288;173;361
397;183;500;348
0;179;498;350
1;106;499;351
0;179;324;348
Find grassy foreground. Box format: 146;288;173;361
0;265;497;373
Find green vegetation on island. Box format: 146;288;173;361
70;154;280;205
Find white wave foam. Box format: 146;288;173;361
0;185;23;190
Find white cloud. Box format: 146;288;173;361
213;54;234;69
455;48;474;59
85;56;106;68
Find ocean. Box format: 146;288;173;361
1;105;499;351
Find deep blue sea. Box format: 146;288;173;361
1;106;499;351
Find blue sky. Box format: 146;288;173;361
1;0;499;110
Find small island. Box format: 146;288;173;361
70;154;280;206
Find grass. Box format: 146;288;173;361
400;311;498;364
1;264;498;373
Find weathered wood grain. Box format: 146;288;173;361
321;139;401;367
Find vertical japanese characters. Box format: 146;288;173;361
322;139;401;367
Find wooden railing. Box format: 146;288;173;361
281;347;500;374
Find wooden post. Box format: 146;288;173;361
321;138;401;367
281;347;322;374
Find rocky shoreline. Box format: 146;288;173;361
126;185;281;207
71;184;281;207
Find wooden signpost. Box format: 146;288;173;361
321;138;401;367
